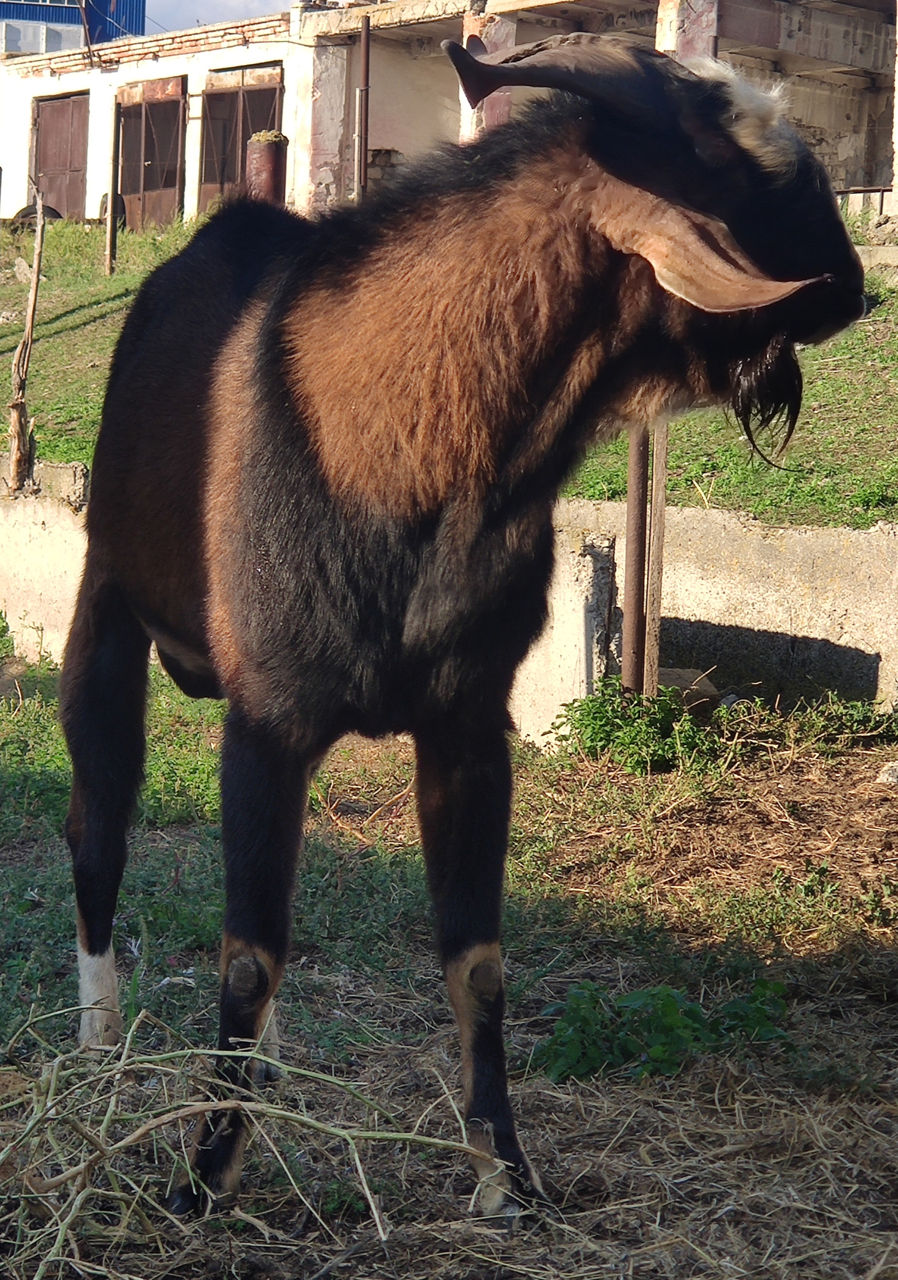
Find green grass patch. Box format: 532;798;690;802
532;979;789;1081
0;659;225;844
0;218;196;466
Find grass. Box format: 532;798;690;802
2;647;896;1042
0;665;225;846
553;676;898;777
0;219;196;464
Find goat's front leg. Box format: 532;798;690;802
169;707;309;1215
414;715;544;1224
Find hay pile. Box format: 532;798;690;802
3;977;898;1280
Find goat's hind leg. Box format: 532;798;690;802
59;578;150;1048
415;715;545;1225
169;706;308;1215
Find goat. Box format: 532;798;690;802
59;32;864;1222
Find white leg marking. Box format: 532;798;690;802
77;943;122;1047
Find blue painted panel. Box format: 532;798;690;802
85;0;145;41
0;3;82;25
0;0;145;38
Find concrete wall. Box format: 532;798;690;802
727;52;893;190
512;499;898;741
3;489;897;740
357;39;460;159
0;490;85;663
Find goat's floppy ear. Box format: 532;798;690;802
594;176;821;312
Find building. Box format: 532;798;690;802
0;0;894;227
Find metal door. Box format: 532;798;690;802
33;94;88;219
199;84;282;213
120;79;186;230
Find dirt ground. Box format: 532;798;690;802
4;729;898;1279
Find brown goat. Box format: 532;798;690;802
59;33;864;1223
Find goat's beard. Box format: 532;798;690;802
730;334;803;461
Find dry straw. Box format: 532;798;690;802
4;988;898;1280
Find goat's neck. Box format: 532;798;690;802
285;142;650;517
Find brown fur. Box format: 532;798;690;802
283;146;617;518
445;942;505;1102
281;137;788;519
219;933;283;1021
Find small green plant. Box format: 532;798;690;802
857;877;898;926
533;979;789;1082
557;680;898;777
0;613;13;662
320;1176;369;1220
555;677;715;775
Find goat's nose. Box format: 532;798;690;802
791;277;867;345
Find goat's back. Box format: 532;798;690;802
87;201;312;646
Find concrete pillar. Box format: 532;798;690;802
305;42;350;213
458;13;517;141
656;0;719;59
510;529;616;743
183;82;203;222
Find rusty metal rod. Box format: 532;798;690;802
354;15;371;203
621;424;649;693
643;420;669;698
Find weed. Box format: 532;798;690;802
532;979;789;1081
556;679;898;777
0;614;12;661
554;678;716;775
857;877;898;926
320;1176;369;1220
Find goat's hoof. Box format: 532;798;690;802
253;1058;282;1085
475;1169;552;1232
167;1180;238;1218
167;1182;202;1217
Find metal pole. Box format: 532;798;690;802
621;425;649;693
105;101;121;277
354;15;370;203
643;420;669;698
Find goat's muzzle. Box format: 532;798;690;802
782;273;866;346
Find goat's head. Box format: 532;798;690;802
444;33;864;449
